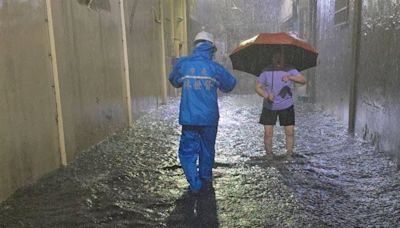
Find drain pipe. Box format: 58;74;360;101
170;2;178;97
159;0;168;104
120;0;133;126
181;0;188;55
45;0;67;166
348;0;362;134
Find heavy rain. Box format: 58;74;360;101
1;0;400;227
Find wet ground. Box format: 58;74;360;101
0;95;399;227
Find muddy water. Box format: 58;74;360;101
0;95;399;227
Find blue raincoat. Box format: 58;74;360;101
169;41;236;192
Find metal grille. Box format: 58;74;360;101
334;0;349;25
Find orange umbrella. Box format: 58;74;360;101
229;32;318;76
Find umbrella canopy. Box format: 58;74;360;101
229;32;318;76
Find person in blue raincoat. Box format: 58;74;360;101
169;31;236;194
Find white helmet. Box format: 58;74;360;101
193;31;215;45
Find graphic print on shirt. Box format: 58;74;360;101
278;85;292;98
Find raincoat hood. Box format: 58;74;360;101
192;41;215;59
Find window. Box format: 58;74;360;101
334;0;349;25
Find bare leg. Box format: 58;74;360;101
264;125;274;155
284;125;294;154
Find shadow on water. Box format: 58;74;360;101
166;186;219;228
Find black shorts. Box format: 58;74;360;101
259;105;295;126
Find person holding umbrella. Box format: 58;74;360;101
255;49;306;157
169;31;236;194
229;32;317;157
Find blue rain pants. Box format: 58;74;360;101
178;125;218;192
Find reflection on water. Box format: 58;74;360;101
0;95;399;227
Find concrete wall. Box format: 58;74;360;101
0;0;189;202
124;0;163;118
124;0;187;118
315;0;354;123
51;0;128;162
0;0;61;201
314;0;400;162
355;1;400;158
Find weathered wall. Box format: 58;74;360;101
0;0;189;202
124;0;163;118
0;0;61;201
315;0;354;123
355;1;400;158
315;0;400;162
123;0;188;118
51;0;128;162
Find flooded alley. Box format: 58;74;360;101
2;0;400;227
0;95;399;227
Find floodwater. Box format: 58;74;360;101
0;95;399;227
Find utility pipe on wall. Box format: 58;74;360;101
181;0;188;55
120;0;133;126
159;0;168;104
348;0;362;133
174;2;182;58
170;2;179;97
45;0;67;166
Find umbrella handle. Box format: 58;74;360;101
271;70;274;94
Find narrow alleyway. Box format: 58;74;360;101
0;95;399;227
